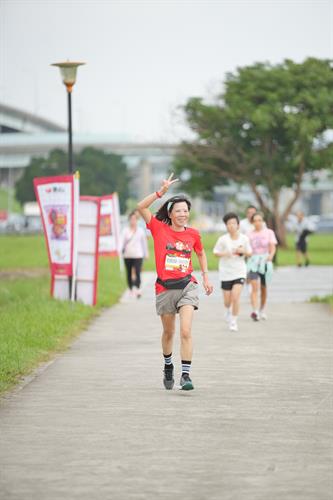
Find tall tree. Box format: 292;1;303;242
15;147;129;212
174;58;333;245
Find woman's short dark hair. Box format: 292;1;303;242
155;195;191;225
251;211;264;223
223;212;239;225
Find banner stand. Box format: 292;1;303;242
76;196;101;306
34;174;78;302
34;176;122;307
99;193;122;273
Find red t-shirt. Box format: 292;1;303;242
147;216;203;294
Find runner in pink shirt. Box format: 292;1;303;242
247;212;277;321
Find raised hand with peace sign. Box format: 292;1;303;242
158;173;179;197
137;173;179;224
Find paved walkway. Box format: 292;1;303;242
0;267;332;500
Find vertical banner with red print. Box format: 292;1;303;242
34;175;75;276
99;193;121;257
33;175;79;300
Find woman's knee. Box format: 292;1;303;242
180;327;192;341
223;294;231;306
162;328;175;341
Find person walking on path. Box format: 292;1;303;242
239;205;257;234
239;205;265;292
294;211;314;267
137;174;213;391
247;212;277;321
121;210;149;298
213;212;252;332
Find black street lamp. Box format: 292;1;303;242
51;61;85;173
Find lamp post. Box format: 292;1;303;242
51;61;85;173
51;61;85;301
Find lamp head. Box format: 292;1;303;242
51;60;85;92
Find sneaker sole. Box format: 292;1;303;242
163;379;174;390
181;381;194;391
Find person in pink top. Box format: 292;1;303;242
247;212;277;321
121;210;149;298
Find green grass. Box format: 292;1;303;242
276;233;333;266
98;256;126;307
0;277;94;393
0;235;48;269
0;254;126;394
310;294;333;308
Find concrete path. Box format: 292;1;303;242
0;267;332;500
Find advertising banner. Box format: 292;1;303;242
76;196;101;306
98;193;122;256
34;175;75;277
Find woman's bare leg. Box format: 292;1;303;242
179;305;194;361
160;314;176;355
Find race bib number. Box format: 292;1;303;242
165;254;190;272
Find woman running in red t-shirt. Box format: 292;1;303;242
137;174;213;391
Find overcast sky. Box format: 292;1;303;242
1;0;332;142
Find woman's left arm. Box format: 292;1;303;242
196;249;213;295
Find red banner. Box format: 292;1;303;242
99;193;121;256
33;175;75;277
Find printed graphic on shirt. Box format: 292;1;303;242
166;242;191;254
165;240;192;272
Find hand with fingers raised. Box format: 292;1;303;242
157;173;179;197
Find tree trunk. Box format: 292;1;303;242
266;211;287;248
275;216;287;248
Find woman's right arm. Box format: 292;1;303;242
137;192;160;224
137;173;179;224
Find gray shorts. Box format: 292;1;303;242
248;271;266;287
155;282;199;316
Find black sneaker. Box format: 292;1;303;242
163;364;174;390
180;373;194;391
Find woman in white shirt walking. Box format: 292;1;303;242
121;211;149;297
213;213;252;331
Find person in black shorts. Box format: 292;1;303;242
295;211;314;267
213;213;252;332
247;212;277;321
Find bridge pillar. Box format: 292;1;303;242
138;158;152;200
